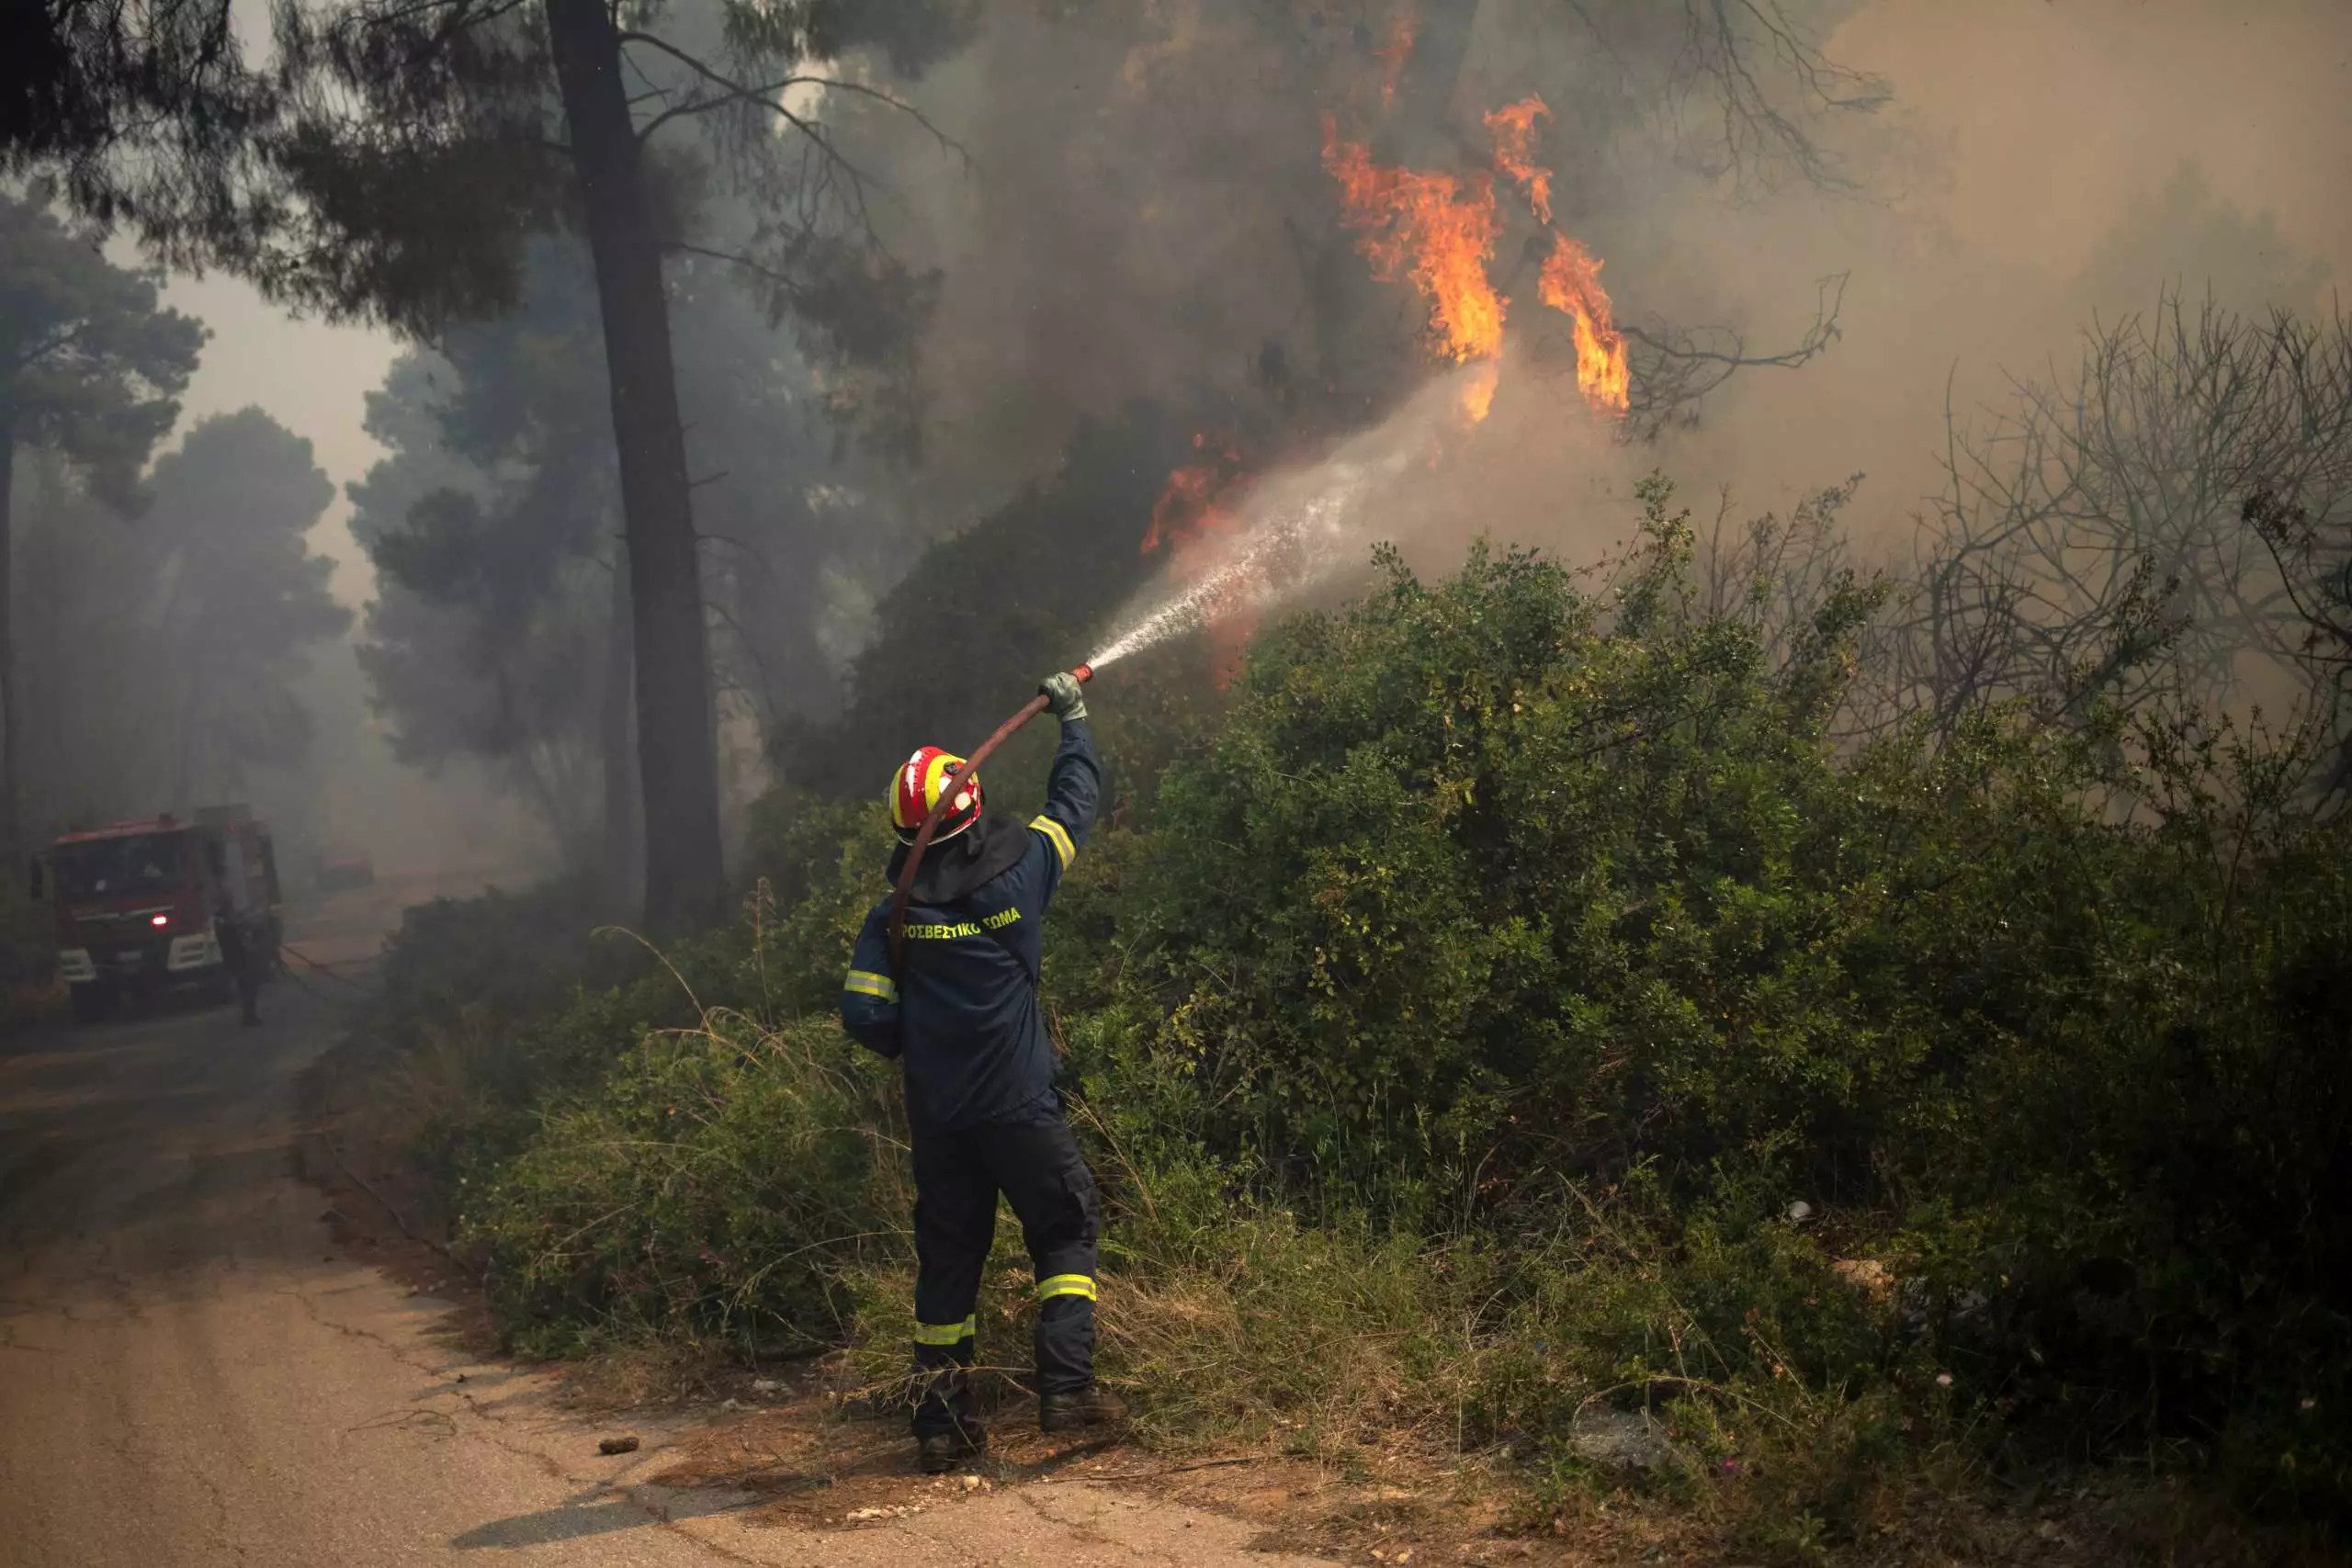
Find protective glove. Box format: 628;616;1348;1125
1039;670;1088;723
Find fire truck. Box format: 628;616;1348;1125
35;806;283;1024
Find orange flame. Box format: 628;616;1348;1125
1144;435;1255;682
1320;113;1506;369
1483;95;1552;224
1538;232;1630;413
1143;457;1233;556
1322;98;1631;421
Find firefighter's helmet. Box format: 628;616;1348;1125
888;746;982;844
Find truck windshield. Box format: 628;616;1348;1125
53;834;188;900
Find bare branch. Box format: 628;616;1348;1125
1876;291;2352;760
1531;271;1849;437
1583;0;1893;197
615;29;961;176
662;240;809;305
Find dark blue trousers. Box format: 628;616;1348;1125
908;1097;1100;1437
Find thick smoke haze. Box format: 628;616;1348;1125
117;0;2349;880
133;268;552;885
1671;0;2349;525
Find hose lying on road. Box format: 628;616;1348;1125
277;942;373;992
322;1133;466;1271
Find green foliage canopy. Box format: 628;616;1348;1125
0;192;205;510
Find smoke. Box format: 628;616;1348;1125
847;0;2348;599
296;636;561;887
843;4;1356;522
1632;1;2346;532
1644;0;2346;531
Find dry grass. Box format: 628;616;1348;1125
368;1007;504;1132
557;1333;736;1411
1098;1215;1474;1457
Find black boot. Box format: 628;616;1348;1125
1038;1384;1128;1434
910;1340;985;1472
918;1422;988;1474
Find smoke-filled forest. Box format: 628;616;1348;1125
4;2;2350;1562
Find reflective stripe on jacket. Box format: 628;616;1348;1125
841;718;1102;1131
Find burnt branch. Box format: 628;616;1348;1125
2245;487;2352;673
666;238;810;302
623;33;963;164
616;29;964;215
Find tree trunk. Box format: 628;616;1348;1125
544;0;724;932
0;413;17;858
599;547;642;916
1375;0;1482;166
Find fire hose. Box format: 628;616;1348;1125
278;940;372;991
887;663;1092;974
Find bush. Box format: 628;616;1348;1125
370;475;2352;1547
463;1012;907;1357
373;875;610;1048
1116;508;1911;1201
1075;480;2352;1522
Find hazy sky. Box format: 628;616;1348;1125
148;0;2350;618
1831;0;2352;279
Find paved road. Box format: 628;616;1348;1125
0;916;1334;1567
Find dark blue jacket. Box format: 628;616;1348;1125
841;719;1102;1132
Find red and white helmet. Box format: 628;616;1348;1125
888;746;982;844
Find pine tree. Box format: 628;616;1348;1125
0;192;205;852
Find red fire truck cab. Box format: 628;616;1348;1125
40;806;284;1023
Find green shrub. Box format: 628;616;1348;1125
463;1011;907;1356
373;875;611;1046
372;474;2352;1542
1117;488;1919;1201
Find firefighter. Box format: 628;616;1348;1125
839;671;1125;1473
213;893;264;1027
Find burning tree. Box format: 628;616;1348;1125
1301;10;1860;437
992;2;1890;716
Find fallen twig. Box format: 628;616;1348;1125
1082;1455;1262;1481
